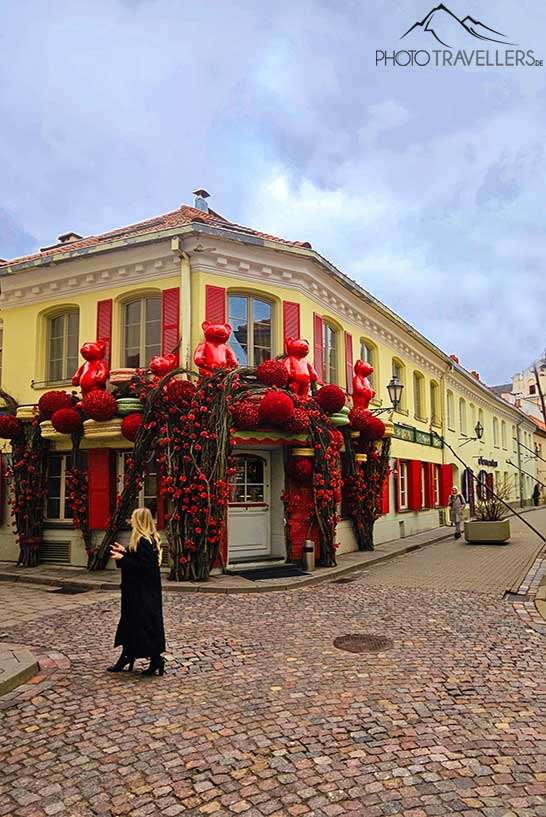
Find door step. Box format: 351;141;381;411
228;557;285;569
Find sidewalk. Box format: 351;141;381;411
0;524;455;595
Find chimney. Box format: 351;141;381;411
193;189;210;213
449;354;459;364
470;370;480;381
57;231;83;244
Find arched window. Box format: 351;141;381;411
512;425;517;451
493;417;499;447
459;398;467;435
360;338;378;390
447;390;455;430
123;295;161;368
47;309;80;382
413;371;425;420
430;381;440;426
392;358;406;410
469;403;476;433
323;320;338;385
228;294;273;367
501;420;507;449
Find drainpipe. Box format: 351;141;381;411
171;237;192;369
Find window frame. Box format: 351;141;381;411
46;309;80;383
323;319;339;385
227;293;274;368
493;417;499;448
447;390;455;431
433;465;441;507
46;453;72;522
413;371;425;421
399;461;409;510
122;295;162;369
360;338;378;392
458;398;467;436
392;358;406;413
430;381;440;427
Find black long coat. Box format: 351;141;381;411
114;536;166;658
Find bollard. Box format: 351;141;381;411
302;539;315;572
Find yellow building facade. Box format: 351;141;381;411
0;198;536;566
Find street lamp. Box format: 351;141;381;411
474;420;484;440
387;376;404;412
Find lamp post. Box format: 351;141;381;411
474;420;484;440
386;376;403;412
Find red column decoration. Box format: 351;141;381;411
344;331;353;394
313;313;324;383
96;299;113;367
161;287;180;364
88;449;113;530
205;285;226;323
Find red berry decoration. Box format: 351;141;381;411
82;390;117;422
284;407;310;434
349;408;385;440
38;390;73;419
316;385;346;414
259;391;295;427
289;457;313;483
121;413;142;442
330;429;344;450
256;359;289;388
166;379;196;407
51;408;83;434
231;400;260;430
0;415;23;439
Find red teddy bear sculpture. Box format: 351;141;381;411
193;321;238;378
352;359;375;410
282;337;318;399
149;354;178;382
72;341;109;398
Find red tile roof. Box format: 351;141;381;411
3;205;312;268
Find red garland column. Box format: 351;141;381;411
88;449;114;530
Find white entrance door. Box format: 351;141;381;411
228;452;271;562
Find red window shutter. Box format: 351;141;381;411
381;471;390;515
205;285;226;324
424;462;435;508
283;301;300;347
162;287;180;364
395;458;401;512
344;331;354;394
88;449;113;530
96;299;113;367
439;463;453;506
408;460;422;511
313;313;324;382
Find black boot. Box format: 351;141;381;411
106;652;134;673
142;655;165;676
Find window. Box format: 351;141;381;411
430;381;440;426
421;464;427;508
433;465;440;506
123;296;161;368
46;452;87;520
501;421;507;449
47;310;79;381
392;359;406;411
228;294;272;367
469;403;476;433
399;461;408;510
229;455;266;503
447;390;454;430
530;384;536;395
323;320;338;385
118;453;158;517
459;398;467;435
512;425;517;452
360;339;377;390
413;372;425;420
495;470;501;490
493;417;499;447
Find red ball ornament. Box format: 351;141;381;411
231;400;260;430
121;413;142;442
0;415;23;439
259;391;295;427
349;408;385;440
82;390;117;421
316;385;346;414
166;379;196;407
51;408;83;434
256;359;289;388
38;390;73;419
284;407;310;434
349;407;371;431
289;457;313;483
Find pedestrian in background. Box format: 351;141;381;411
533;483;541;506
449;486;466;540
107;507;166;676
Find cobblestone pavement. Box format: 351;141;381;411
2;516;546;816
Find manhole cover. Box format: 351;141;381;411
333;634;393;654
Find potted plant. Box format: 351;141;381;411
464;482;511;544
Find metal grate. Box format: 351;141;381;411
40;540;71;564
334;634;393;654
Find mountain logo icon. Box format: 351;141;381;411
401;4;517;48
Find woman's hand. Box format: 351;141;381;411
111;542;126;560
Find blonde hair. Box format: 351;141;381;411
129;507;162;565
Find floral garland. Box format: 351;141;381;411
342;430;391;551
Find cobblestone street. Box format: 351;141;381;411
2;511;546;816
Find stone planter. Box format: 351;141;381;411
464;519;511;544
109;368;137;385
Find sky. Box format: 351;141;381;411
0;0;545;384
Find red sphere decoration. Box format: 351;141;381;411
82;390;117;422
259;391;295;427
349;407;371;430
166;379;196;407
231;400;260;430
284;407;310;434
316;384;346;414
121;413;142;442
0;415;23;439
289;457;313;483
349;408;385;440
38;390;73;419
256;359;289;388
51;408;83;434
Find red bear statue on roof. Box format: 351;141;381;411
352;359;375;410
193;321;238;378
72;341;109;398
282;338;318;399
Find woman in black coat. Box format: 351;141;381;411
107;507;166;676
